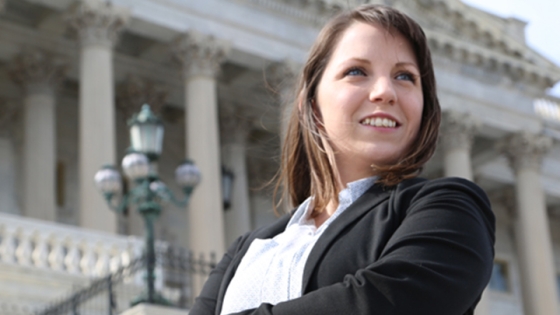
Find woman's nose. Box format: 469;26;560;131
368;76;397;105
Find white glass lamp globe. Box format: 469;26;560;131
122;152;150;180
175;160;201;189
94;165;122;194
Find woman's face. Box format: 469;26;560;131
315;22;423;184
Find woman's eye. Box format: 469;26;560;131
345;67;366;76
395;72;416;82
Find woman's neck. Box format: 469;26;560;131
313;199;338;228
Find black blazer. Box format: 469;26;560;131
190;177;495;315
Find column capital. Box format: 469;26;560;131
0;99;17;136
9;49;68;95
439;110;479;152
500;186;517;218
219;102;253;145
266;60;300;90
66;0;129;48
172;31;230;78
116;75;168;119
500;132;552;171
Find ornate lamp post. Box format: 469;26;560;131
94;104;201;306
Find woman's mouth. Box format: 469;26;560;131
360;117;398;128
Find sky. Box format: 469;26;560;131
461;0;560;97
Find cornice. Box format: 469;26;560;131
236;0;364;26
415;0;560;89
426;30;560;90
417;0;522;53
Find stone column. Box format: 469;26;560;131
267;60;299;142
502;132;558;315
220;102;252;247
0;100;18;215
440;111;486;315
173;31;229;256
440;111;478;180
10;49;67;221
67;0;128;232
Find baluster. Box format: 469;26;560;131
0;226;17;264
15;229;33;266
110;245;123;273
129;238;144;260
48;235;66;271
95;244;111;277
32;232;50;269
120;246;133;284
154;251;164;292
130;240;144;285
80;241;97;276
64;238;82;274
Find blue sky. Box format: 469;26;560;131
461;0;560;97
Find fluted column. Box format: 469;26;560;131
440;111;478;180
173;31;229;256
10;49;67;221
0;100;18;215
67;0;129;232
501;132;558;315
441;111;491;315
220;103;252;246
267;60;299;142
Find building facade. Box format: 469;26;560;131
0;0;559;314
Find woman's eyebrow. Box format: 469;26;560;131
336;57;370;66
395;61;419;69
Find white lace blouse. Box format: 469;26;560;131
220;176;377;315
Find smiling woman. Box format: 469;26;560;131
315;22;424;185
189;4;495;315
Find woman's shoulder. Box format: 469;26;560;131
395;176;488;199
391;177;493;222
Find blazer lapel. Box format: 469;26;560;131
301;184;392;293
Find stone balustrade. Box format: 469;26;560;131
0;212;144;277
534;96;560;123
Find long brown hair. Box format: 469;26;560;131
276;4;441;216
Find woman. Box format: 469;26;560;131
191;4;495;315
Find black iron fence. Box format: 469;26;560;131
37;247;216;315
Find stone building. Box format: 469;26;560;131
0;0;559;314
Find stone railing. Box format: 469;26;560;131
0;212;144;277
534;96;560;123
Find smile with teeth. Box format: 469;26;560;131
361;117;397;128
